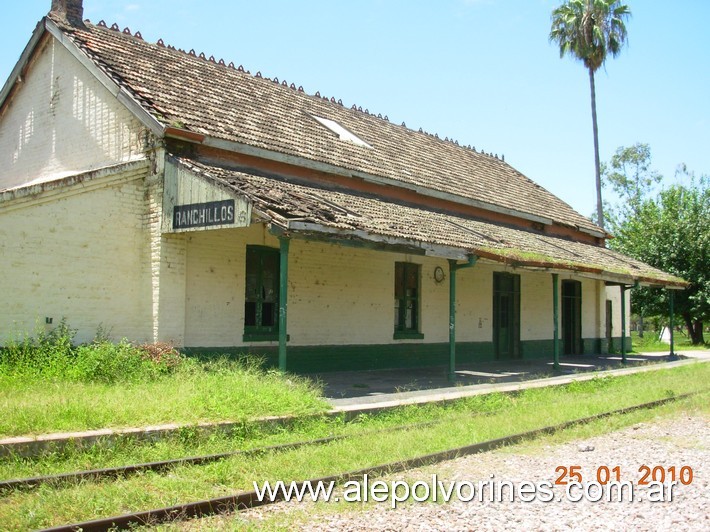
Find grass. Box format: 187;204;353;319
0;363;707;530
631;330;709;353
0;362;327;438
0;322;327;437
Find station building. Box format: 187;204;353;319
0;1;685;373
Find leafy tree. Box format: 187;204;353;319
602;142;662;231
609;163;709;345
550;0;631;231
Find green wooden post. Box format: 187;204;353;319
552;273;560;370
620;285;627;364
447;256;477;383
448;259;457;383
669;289;675;357
278;236;290;372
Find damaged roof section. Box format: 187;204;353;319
42;16;604;238
176;157;687;288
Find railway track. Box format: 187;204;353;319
27;391;700;532
2;417;448;494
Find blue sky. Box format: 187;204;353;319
2;1;708;218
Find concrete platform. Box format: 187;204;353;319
319;351;708;409
1;350;706;458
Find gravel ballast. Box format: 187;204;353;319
237;413;708;531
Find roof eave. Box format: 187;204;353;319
0;19;46;113
280;221;470;261
278;220;686;288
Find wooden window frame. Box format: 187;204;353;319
243;245;280;342
393;262;424;340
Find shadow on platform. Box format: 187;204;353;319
313;352;683;401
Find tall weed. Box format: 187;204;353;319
0;320;76;378
0;321;185;383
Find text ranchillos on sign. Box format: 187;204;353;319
173;199;236;229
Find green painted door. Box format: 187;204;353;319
493;272;520;359
562;280;582;355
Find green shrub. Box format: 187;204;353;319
0;322;187;383
0;320;77;378
69;340;170;383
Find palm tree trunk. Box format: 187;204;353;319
589;67;604;230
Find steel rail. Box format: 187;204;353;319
0;436;341;494
1;418;445;494
40;391;703;532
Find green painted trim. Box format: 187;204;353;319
278;236;290;372
242;333;288;342
393;332;425;340
183;337;602;374
520;339;556;360
583;337;602;355
552;273;560;368
184;342;491;373
183;336;625;374
608;336;633;354
669;289;675;356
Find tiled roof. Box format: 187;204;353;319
51;17;604;236
178;157;686;287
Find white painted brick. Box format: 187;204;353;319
181;231;614;349
0;36;146;191
0;166;153;344
605;285;631;337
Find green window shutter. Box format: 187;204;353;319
244;245;280;342
394;262;424;339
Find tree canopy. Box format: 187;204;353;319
550;0;631;73
605;148;709;344
602;142;662;231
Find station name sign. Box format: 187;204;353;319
173;200;235;230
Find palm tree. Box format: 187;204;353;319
550;0;631;231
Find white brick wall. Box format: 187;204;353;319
520;270;554;341
605;284;631;338
0;36;146;191
145;164;188;345
180;230;617;349
1;187;619;350
0;163;153;344
183;229;460;347
454;262;494;342
183;226;254;347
